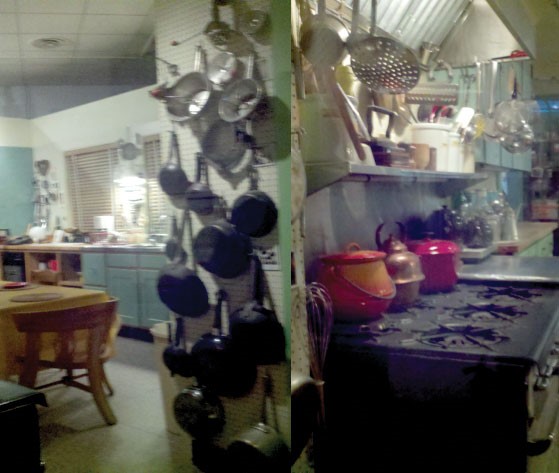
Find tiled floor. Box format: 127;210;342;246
35;336;195;473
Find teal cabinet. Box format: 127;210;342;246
519;233;554;257
107;267;139;326
82;250;169;328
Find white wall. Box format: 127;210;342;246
0;117;32;147
29;85;159;230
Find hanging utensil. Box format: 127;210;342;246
299;0;349;68
483;60;500;142
348;0;420;94
185;153;217;216
219;53;263;123
164;45;213;122
158;130;191;200
191;289;257;397
227;372;289;473
164;212;187;262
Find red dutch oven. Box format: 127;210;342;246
316;244;396;322
406;238;461;293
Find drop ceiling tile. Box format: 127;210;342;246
16;0;86;14
0;13;17;33
0;0;16;13
80;14;151;35
19;33;77;51
0;34;19;52
85;0;154;16
19;13;82;34
21;49;75;59
75;34;134;55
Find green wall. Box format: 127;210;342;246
0;147;34;236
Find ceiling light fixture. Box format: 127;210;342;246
31;37;71;49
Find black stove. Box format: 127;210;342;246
330;282;559;371
324;282;559;473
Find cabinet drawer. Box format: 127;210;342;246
138;254;166;269
106;253;137;268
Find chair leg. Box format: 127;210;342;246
88;361;117;425
101;368;114;396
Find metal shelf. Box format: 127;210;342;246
304;161;489;196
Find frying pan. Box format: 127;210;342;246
185;153;217;216
227;373;289;473
201;120;249;173
174;384;225;439
219;53;263;123
164;213;186;262
191;290;256;397
193;200;253;279
158;208;210;318
159;130;190;200
348;0;419;94
230;155;277;238
165;45;213;122
162;317;195;378
229;255;286;365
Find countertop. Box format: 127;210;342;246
496;221;557;254
459;255;559;284
0;243;164;254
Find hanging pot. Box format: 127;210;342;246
230;153;277;237
174;384;225;439
193;202;252;279
185;153;217;216
162;317;195;378
227;373;289;473
219;52;263;123
207;51;239;87
191;290;256;397
316;243;395;321
201;120;250;173
165;45;213;122
158;209;210;317
229;255;286;365
159;130;191;201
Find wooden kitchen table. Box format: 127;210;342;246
0;283;110;380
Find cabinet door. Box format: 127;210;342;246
138;269;169;327
82;253;106;286
107;268;139;326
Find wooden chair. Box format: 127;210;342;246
12;298;120;425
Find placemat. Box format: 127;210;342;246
10;293;63;302
0;284;38;292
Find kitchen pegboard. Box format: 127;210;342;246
153;0;288;456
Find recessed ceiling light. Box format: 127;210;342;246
31;37;71;49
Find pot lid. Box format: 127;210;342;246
407;238;460;255
320;247;386;265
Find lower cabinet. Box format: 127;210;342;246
519;233;554;257
83;251;170;328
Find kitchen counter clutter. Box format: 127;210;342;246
495;221;557;255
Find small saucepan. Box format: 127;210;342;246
229;255;286;365
191;289;256;397
193;201;252;279
230;156;277;238
174;384;225;439
162;317;194;378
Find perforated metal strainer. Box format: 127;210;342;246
348;0;420;94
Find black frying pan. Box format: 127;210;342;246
185;153;217;216
159;130;191;198
191;290;256;397
229;255;285;365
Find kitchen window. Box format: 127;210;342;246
65;135;165;234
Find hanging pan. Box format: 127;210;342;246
207;51;239;87
219;52;263;123
162;317;195;378
348;0;419;94
174;384;225;439
227;373;289;473
158;207;210;318
229;255;286;365
186;153;218;216
230;152;277;238
164;213;187;262
201;120;250;173
165;45;213;122
158;130;190;208
191;290;257;397
193;199;252;279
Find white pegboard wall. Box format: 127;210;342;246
153;0;288;454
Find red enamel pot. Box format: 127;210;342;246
316;244;395;322
406;238;461;293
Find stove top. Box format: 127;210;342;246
331;282;559;370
